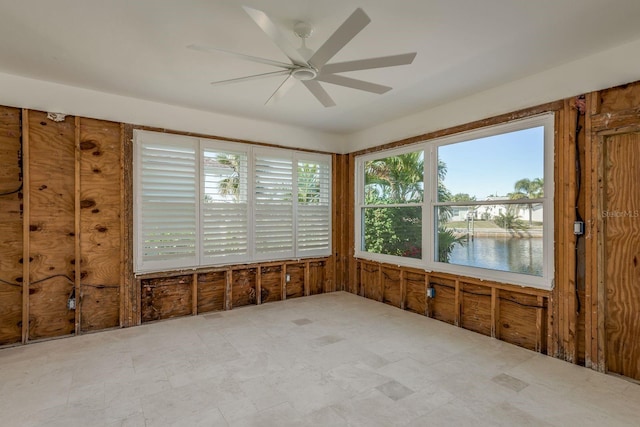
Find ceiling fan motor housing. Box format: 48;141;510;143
292;67;318;80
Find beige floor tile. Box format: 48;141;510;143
1;292;638;427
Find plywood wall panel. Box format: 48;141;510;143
141;276;192;322
603;132;640;380
232;268;257;307
461;283;492;336
498;291;540;351
361;263;380;301
404;271;425;315
197;272;225;313
382;267;401;308
308;261;325;295
79;118;122;331
286;264;304;299
430;277;456;325
27;111;75;340
598;82;640;114
261;266;282;303
0;106;23;345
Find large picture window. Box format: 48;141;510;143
355;114;554;289
134;131;332;273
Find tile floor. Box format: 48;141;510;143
1;292;638;426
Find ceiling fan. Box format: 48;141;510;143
188;6;417;107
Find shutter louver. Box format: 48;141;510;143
137;134;198;271
202;148;248;263
297;159;332;256
255;152;294;259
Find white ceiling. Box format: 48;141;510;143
2;0;640;137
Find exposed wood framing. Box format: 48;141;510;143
21;109;30;344
192;273;198;315
256;267;262;305
74;116;81;335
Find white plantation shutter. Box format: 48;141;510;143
135;131;199;272
297;156;332;256
254;150;294;259
201;146;249;264
134;131;333;273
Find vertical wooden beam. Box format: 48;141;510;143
21;109;30;344
304;261;310;296
121;124;134;327
491;288;499;339
74;116;81;335
256;267;262;305
378;264;383;302
399;269;405;310
348;154;357;294
536;296;545;353
596;132;607;372
425;273;431;317
565;99;578;363
454;279;461;327
225;269;232;311
136;278;142;325
358;260;364;297
192;273;198;315
281;263;287;301
584;91;600;370
553;109;564;359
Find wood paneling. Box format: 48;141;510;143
197;271;225;313
603;132;640;380
460;283;492;336
232;268;257;307
382;267;401;308
141;276;192;322
499;291;542;351
0;106;23;345
404;271;426;315
79;118;122;331
27;111;76;340
286;264;304;299
430;277;456;326
261;266;282;303
308;261;325;295
361;262;381;301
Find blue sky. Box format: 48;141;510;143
438;126;544;200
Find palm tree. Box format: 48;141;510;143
509;178;543;225
363;152;463;261
216;154;241;201
365;152;424;203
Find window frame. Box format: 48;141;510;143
354;113;555;289
134;130;332;274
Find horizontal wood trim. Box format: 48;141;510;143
351;101;564;156
135;257;330;280
133;125;334;155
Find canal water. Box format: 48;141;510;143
448;236;543;276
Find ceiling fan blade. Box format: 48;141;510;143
316;74;391;94
242;6;308;66
302;81;336;107
321;53;417;74
211;70;291;87
265;73;297;105
309;8;370;69
188;44;293;69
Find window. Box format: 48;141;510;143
355;114;554;289
362;150;424;260
134;131;332;273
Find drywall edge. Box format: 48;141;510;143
346;37;640;153
0;71;346;153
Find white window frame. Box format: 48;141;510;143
134;130;332;274
355;114;555;289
